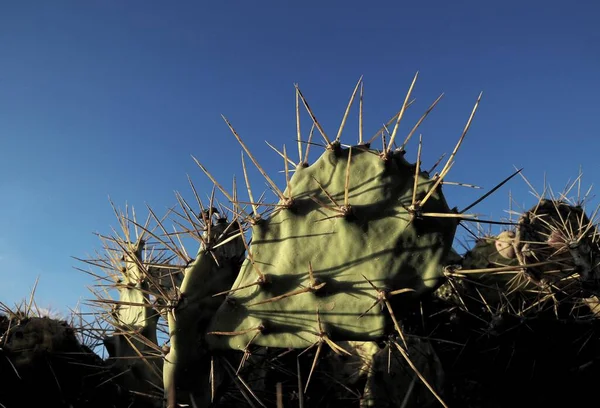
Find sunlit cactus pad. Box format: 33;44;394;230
207;144;459;350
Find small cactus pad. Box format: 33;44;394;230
163;218;245;404
102;240;163;403
207;145;458;349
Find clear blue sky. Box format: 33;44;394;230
1;1;599;315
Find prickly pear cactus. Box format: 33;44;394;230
163;215;246;406
83;75;490;407
0;309;137;408
446;199;600;315
102;238;164;404
515;199;600;290
207;144;459;350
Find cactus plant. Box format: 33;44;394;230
427;176;600;407
102;238;164;405
190;75;486;407
49;75;599;408
0;300;135;408
86;205;173;406
82;74;489;407
162;211;246;407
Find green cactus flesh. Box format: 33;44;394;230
207;145;458;350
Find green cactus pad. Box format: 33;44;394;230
163;218;245;405
102;240;163;405
207;145;458;350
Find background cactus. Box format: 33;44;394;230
102;238;164;406
86;204;175;406
0;300;135;407
427;179;600;407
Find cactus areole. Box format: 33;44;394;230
207;145;459;350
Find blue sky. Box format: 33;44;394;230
1;1;599;315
